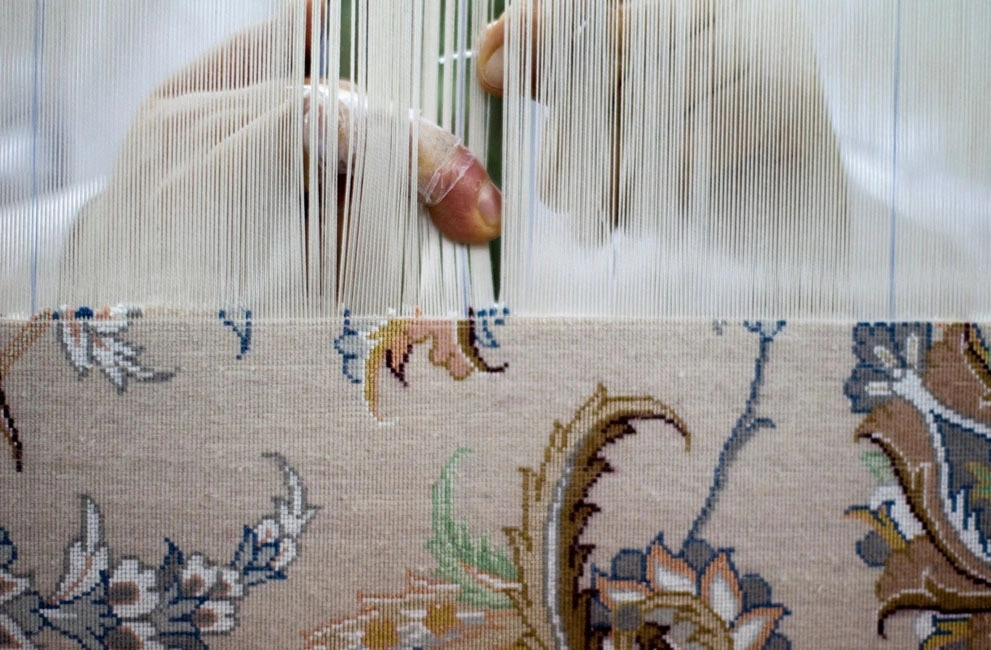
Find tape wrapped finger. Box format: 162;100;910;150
301;82;501;246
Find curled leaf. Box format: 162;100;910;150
364;313;506;420
54;498;108;603
502;385;689;649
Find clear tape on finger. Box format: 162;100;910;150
300;84;364;174
416;119;474;207
300;83;473;206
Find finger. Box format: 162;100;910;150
477;2;632;99
303;84;501;246
477;12;509;97
416;118;502;245
476;3;717;99
477;8;541;98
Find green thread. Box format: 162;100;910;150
968;462;991;502
426;448;516;609
861;450;895;485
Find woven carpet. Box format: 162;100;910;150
0;309;985;648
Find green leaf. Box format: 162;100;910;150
427;449;517;609
861;450;895;484
969;462;991;502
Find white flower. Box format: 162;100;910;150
211;566;245;599
270;537;298;571
108;559;159;618
254;518;280;544
181;554;244;599
192;599;236;633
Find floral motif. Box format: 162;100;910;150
502;386;692;650
472;306;510;350
309;323;792;649
303;449;523;649
846;323;991;645
589;537;788;649
0;454;315;648
108;558;160;619
915;611;991;649
0;528;44;647
53;306;175;392
426;449;518;610
844;322;931;413
334;307;508;420
0;306;177;471
845;451;924;569
303;573;523;650
688;321;783;541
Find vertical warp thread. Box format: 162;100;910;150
888;0;902;320
29;0;47;315
456;0;471;313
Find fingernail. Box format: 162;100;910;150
481;46;504;92
476;181;501;229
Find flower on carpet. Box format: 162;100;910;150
108;558;159;619
302;573;520;650
0;454;315;648
844;322;931;413
102;620;164;650
590;538;788;650
190;598;237;633
846;323;991;643
52;305;175;393
334;306;508;420
180;554;244;600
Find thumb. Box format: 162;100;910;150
303;83;501;246
415;116;501;245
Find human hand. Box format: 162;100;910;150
302;2;501;247
472;1;839;228
154;0;502;248
300;83;501;247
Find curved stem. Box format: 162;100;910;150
686;321;784;543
